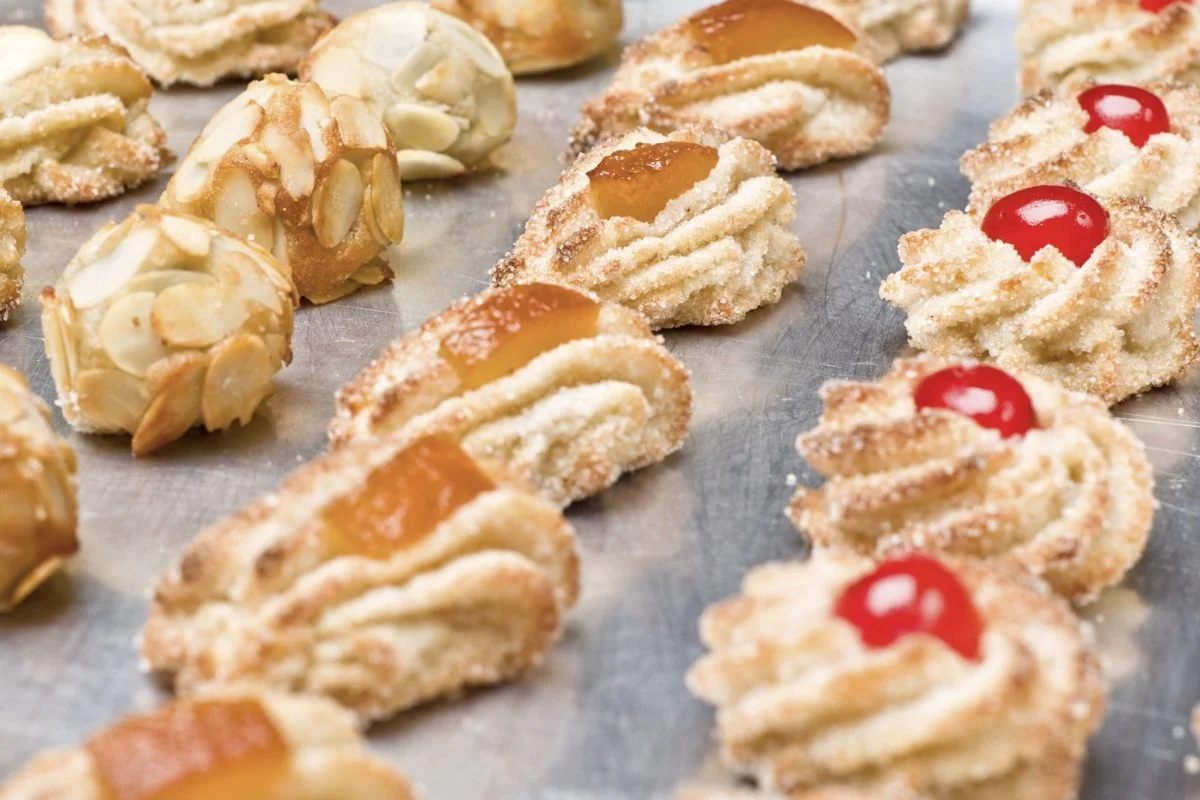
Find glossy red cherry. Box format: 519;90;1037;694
914;364;1039;438
980;185;1109;267
1078;84;1171;147
1140;0;1190;12
834;554;983;661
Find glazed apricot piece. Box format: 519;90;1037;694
689;0;857;65
588;141;720;223
87;699;289;800
323;434;496;557
440;284;600;390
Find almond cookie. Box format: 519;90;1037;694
0;26;167;205
301;2;517;181
962;81;1200;231
161;75;405;304
44;0;334;87
141;432;580;723
789;355;1155;602
687;551;1106;798
331;283;693;506
819;0;969;61
432;0;623;74
571;0;890;170
0;688;414;799
0;365;78;612
0;190;24;322
41;205;297;456
494;124;805;329
1018;0;1200;95
880;185;1200;404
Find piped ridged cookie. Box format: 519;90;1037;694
140;432;580;723
494;124;805;329
332;283;693;507
818;0;969;61
0;190;24;322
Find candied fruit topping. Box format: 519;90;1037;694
914;364;1039;439
980;185;1110;268
440;283;600;390
323;433;496;558
688;0;857;65
1141;0;1190;11
587;141;720;223
1078;84;1171;147
87;699;289;800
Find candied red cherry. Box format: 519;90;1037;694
1141;0;1190;11
914;364;1039;438
980;185;1109;267
834;554;983;660
1078;84;1170;147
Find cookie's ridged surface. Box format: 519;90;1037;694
818;0;969;61
0;191;24;321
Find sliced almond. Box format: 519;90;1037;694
477;84;516;139
195;102;263;164
213;169;274;250
99;291;169;377
332;95;389;152
262;125;315;199
395;149;465;180
68;227;159;309
39;299;74;420
201;334;276;430
312;160;364;249
300;87;333;164
158;215;212;259
126;270;216;295
133;354;206;456
368;153;405;244
308;46;364;97
150;283;248;349
384;103;461;153
438;15;510;78
212;251;284;315
75;369;149;433
413;57;474;106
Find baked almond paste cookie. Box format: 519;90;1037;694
686;551;1106;798
493;125;806;329
0;689;415;799
331;283;693;506
300;2;517;181
880;184;1200;404
141;432;580;723
962;81;1200;231
0;191;24;322
0;26;168;205
432;0;623;74
789;356;1154;602
161;75;405;304
819;0;970;61
41;206;296;456
44;0;334;87
572;0;890;170
0;365;78;613
1018;0;1200;95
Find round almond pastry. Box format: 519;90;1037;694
1017;0;1200;95
880;187;1200;404
161;75;406;305
44;0;335;87
571;0;890;171
301;2;517;182
788;355;1155;602
0;365;78;613
962;81;1200;231
331;283;694;507
431;0;623;75
0;688;415;799
817;0;970;61
141;432;580;723
493;124;806;329
686;551;1106;799
0;26;168;205
40;205;297;456
0;190;25;322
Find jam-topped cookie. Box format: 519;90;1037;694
141;432;579;723
880;185;1200;404
494;124;805;329
687;551;1106;798
0;191;23;322
572;0;890;170
789;355;1155;602
820;0;969;61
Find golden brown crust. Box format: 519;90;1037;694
571;1;890;170
788;355;1155;602
0;190;24;322
494;124;806;328
880;191;1200;404
817;0;969;61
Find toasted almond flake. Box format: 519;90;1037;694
99;291;169;377
262;125;315;199
440;14;509;78
68;227;159;309
395;149;465;180
384;103;460;152
158;215;212;259
369;153;405;243
213;169;273;249
150;283;248;349
195;102;262;164
126;270;217;295
477;84;515;138
413;57;475;106
133;355;206;455
308;45;363;97
300;87;332;164
75;369;149;433
201;334;275;430
212;251;284;315
312;160;364;248
39;300;74;419
332;95;389;151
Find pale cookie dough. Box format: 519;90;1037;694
0;190;24;321
819;0;969;61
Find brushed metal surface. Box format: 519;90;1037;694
1;0;1197;797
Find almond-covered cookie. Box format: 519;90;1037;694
880;185;1200;404
819;0;969;61
432;0;623;74
45;0;334;87
0;27;168;205
687;551;1106;798
494;124;805;329
301;2;517;181
0;689;414;799
331;283;693;506
141;432;579;723
161;75;405;304
572;0;890;170
789;355;1154;602
1018;0;1200;95
0;365;78;613
41;206;297;456
0;191;24;322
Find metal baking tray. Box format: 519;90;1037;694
1;0;1197;796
